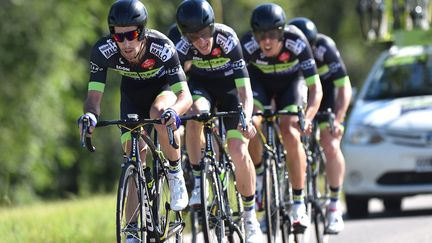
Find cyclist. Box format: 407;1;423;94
288;17;352;234
77;0;192;218
241;3;322;232
174;0;262;241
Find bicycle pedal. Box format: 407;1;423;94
292;224;307;234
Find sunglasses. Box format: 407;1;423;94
254;29;283;41
112;29;141;42
185;26;213;42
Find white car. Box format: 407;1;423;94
342;45;432;218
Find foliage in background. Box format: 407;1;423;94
0;0;386;205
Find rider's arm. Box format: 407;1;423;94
229;36;253;121
166;45;193;116
322;38;352;123
296;34;323;121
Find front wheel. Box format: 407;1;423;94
201;159;225;242
116;162;147;243
264;157;280;243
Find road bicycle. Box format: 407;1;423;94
252;106;296;243
180;106;247;243
81;114;184;243
300;109;338;243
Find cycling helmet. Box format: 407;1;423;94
108;0;148;40
176;0;215;34
287;17;318;45
250;3;286;32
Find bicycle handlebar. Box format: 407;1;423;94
252;106;306;131
315;108;336;134
80;117;178;152
180;104;247;131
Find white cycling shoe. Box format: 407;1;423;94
167;171;189;211
245;216;263;243
189;186;201;207
326;207;344;234
290;203;310;232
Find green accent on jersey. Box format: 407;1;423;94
253;99;264;111
305;74;320;86
251;60;299;74
192;94;205;101
281;104;299;113
171;81;188;93
227;129;247;142
235;78;250;88
333;76;350;87
384;54;426;67
157;90;174;98
121;131;131;144
317;65;330;76
192;57;230;69
88;82;105;92
114;67;163;79
319;122;344;132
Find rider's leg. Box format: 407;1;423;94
150;91;189;211
320;124;345;233
185;97;209;206
279;114;309;228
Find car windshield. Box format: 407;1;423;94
364;53;432;100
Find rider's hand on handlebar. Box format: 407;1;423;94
78;112;97;140
161;108;181;131
299;118;313;136
239;121;257;140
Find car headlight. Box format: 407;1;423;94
345;125;384;145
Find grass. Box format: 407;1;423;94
0;194;195;243
0;195;117;243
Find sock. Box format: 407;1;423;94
242;195;256;221
168;159;181;174
329;186;341;210
293;189;304;205
191;164;201;188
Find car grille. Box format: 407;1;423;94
385;130;432;147
377;171;432;185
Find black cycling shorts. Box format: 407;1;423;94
188;74;240;131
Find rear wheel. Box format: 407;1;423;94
116;162;147;243
225;163;244;243
345;194;369;218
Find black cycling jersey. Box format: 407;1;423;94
88;29;187;134
313;33;350;113
175;23;248;80
89;29;186;97
240;25;319;111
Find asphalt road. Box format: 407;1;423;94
183;195;432;243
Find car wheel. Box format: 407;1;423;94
345;194;369;218
383;198;402;212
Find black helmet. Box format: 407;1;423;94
287;17;318;44
108;0;148;40
250;3;286;32
176;0;215;34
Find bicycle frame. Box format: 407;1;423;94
81;115;184;243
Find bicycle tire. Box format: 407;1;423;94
224;162;245;243
200;158;226;243
278;159;292;243
155;168;183;243
116;161;147;243
263;156;280;243
311;144;329;243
